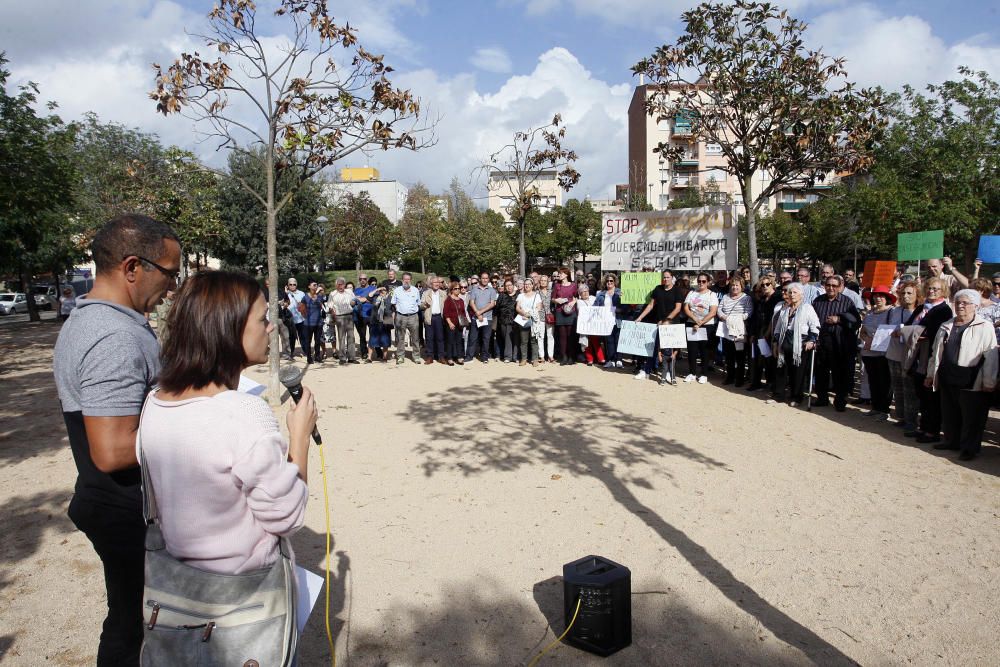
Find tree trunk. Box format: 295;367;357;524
518;214;526;278
20;265;40;323
356;255;362;272
420;256;425;275
265;143;281;405
742;177;761;283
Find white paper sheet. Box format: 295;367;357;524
514;314;529;327
476;317;489;328
295;565;325;634
237;374;265;396
686;326;708;341
870;324;896;353
757;338;772;357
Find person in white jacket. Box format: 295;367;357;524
925;289;998;461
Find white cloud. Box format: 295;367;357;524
514;0;839;28
470;47;513;74
371;47;631;202
806;4;1000;90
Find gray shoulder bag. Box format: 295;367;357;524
138;400;298;666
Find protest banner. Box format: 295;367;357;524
978;236;1000;264
658;324;687;349
601;207;737;271
575;303;616;336
897;230;943;261
620;272;660;304
862;260;897;288
616;321;658;357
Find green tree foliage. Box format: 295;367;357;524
667;179;728;210
399;183;445;274
434;179;515;276
633;0;885;280
326;191;398;271
73;114;223;264
0;54;79;321
215;149;321;274
808;68;999;269
547;199;602;266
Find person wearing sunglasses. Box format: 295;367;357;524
682;272;719;383
905;278;953;441
747;276;781;391
924;289;998;461
54;214;181;664
595;274;623;368
811;275;861;411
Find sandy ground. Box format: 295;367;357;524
1;320;998;666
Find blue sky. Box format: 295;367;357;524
3;0;998;201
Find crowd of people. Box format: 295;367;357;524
50;212;998;665
281;260;999;463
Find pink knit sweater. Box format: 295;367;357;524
137;390;308;574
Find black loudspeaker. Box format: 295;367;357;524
562;555;632;656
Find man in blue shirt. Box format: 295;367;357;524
353;272;374;358
285;278;307;359
391;272;422;364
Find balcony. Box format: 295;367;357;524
671;175;698;188
675;153;699;167
780;201;807;212
671;123;693;138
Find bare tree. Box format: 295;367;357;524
481;114;579;277
632;0;885;281
151;0;433;400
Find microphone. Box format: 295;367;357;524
278;365;322;445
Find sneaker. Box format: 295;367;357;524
684;374;696;383
615;361;623;368
634;370;648;380
396;358;404;365
697;375;708;384
603;361;615;369
872;412;889;422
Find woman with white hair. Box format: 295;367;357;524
924;288;998;461
769;283;820;406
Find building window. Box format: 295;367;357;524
705;143;722;155
703;168;727;183
659;194;670;209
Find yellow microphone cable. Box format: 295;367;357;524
318;441;335;667
526;597;581;667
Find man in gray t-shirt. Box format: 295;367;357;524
465;271;498;362
53;214;180;666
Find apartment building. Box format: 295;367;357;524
322;166;409;225
628;83;833;215
487;169;562;222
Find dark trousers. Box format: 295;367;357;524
861;356;892;413
424;314;446;360
466;320;492;360
355;316;368;356
940;385;991;455
497;321;516;361
687;339;710;376
773;351;807;401
915;374;942;435
748;338;773;388
556;324;575;362
307;324;324;361
68;497;146;667
604;326;620;362
295;322;309;359
722;339;747;384
446;325;465;360
814;345;855;406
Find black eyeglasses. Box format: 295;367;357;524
992;282;1000;287
133;256;180;282
697;279;709;283
825;283;839;288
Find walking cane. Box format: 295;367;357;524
806;347;817;411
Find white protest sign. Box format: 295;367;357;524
658;324;688;349
575;303;616;336
870;324;896;353
617;321;658;357
601;207;737;271
686;327;708;341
